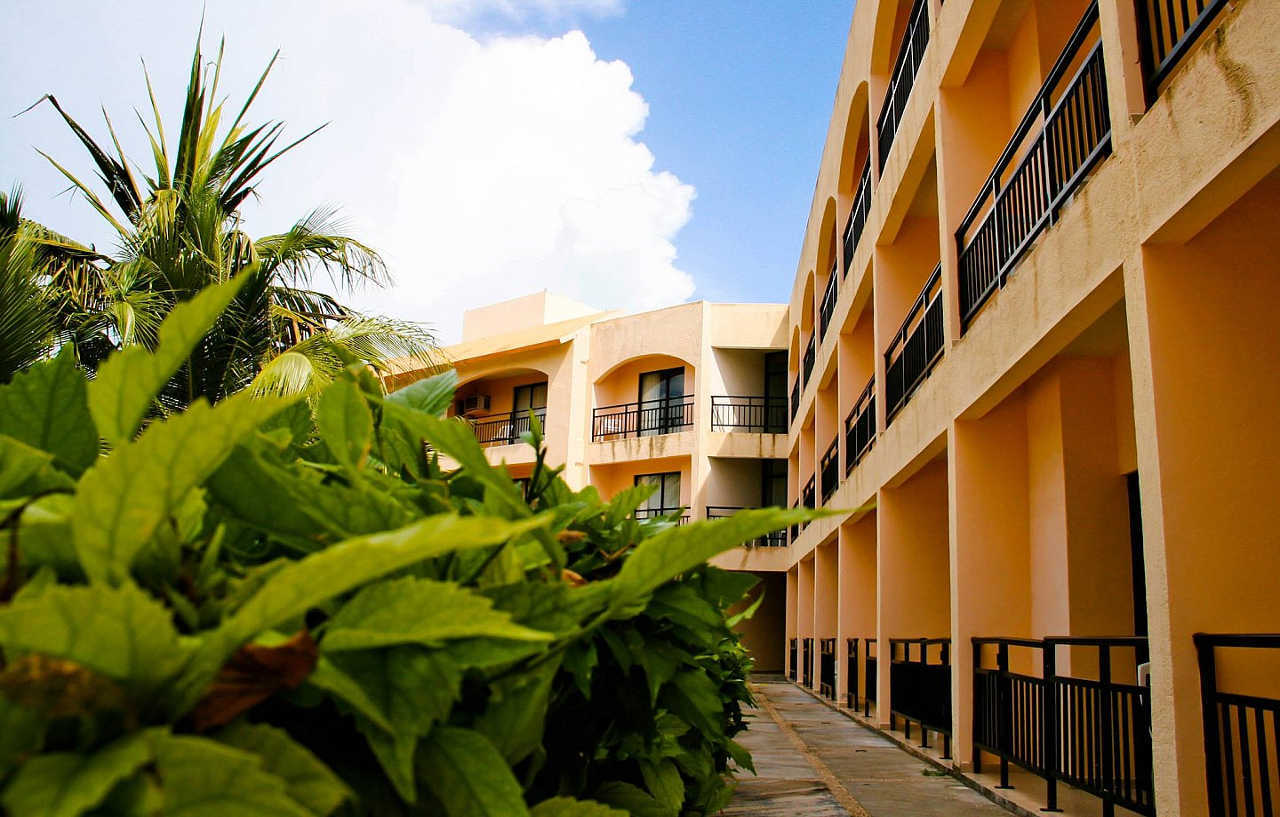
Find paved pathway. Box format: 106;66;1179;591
725;680;1012;817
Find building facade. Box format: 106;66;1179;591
751;0;1280;816
387;291;794;671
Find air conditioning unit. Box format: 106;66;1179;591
456;394;491;417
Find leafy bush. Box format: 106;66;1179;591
0;275;805;816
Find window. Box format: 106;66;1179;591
638;367;686;436
634;471;682;518
761;459;787;508
763;351;788;433
512;382;547;415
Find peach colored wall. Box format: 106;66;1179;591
588;457;691;508
815;541;839;639
461;290;598;342
705;458;763;510
731;572;786;673
797;557;815;639
593;356;692;409
710;349;765;396
839;514;877;702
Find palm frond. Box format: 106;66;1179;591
254;206;388;291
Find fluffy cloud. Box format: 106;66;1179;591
422;0;623;23
0;0;695;342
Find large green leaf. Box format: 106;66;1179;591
0;436;74;499
0;731;152;817
638;759;684;816
315;379;372;474
322;577;553;652
473;656;560;764
385;369;456;416
171;514;548;714
529;798;628;817
151;733;312;816
592;782;669;817
326;647;459;741
661;670;725;739
418;726;529;817
610;508;810;610
88;273;252;446
16;493;81;578
72;390;293;584
215;722;349;816
0;346;98;474
0;697;46;779
0;582;185;689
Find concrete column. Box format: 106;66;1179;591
840;514;878;707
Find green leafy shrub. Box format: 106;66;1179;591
0;276;808;816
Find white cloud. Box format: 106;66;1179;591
0;0;695;343
422;0;623;23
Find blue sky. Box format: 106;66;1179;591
0;0;852;340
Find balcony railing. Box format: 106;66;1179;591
956;2;1111;329
972;636;1154;816
864;638;879;717
819;266;838;341
802;334;816;388
885;264;944;422
1195;633;1280;817
710;395;787;433
470;407;547;448
820;438;839;505
890;637;953;758
846;637;878;714
634;507;690;525
802;475;816;526
789;638;799;682
845;376;876;475
820;638;838;700
843;163;873;273
790;377;800;423
706;506;787;547
846;639;860;709
591;395;694;441
802;637;814;688
1135;0;1230;103
876;0;930;166
790;499;800;543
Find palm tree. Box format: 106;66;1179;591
25;32;438;402
0;188;58;382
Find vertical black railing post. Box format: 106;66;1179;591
1044;641;1061;810
998;641;1013;789
918;638;929;749
942;639;952;759
1197;635;1226;817
1099;644;1115;817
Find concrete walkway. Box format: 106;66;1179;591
725;680;1012;817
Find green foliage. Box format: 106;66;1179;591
0;280;814;816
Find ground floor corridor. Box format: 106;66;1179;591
726;680;1011;816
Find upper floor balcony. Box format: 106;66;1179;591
845;375;876;475
591;395;695;442
710;395;787;434
470;408;547;448
885;264;944;422
876;0;930;166
843;162;873;274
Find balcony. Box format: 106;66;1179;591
802;475;816;531
710;395;787;434
790;377;800;423
820;438;839;505
885;264;944;422
843;163;872;273
469;408;546;448
876;0;930;166
956;2;1111;329
851;637;878;717
1195;633;1280;817
972;636;1154;815
591;395;694;441
845;376;876;474
802;334;816;389
890;637;953;758
790;499;800;544
819;266;838;341
1136;0;1230;104
634;507;690;525
706;506;787;547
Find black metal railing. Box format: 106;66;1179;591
865;638;879;718
803;638;814;688
470;407;547;448
820;439;839;505
710;395;787;433
591;395;695;441
956;2;1111;329
790;500;800;543
1196;633;1280;817
876;0;930;166
706;506;787;547
885;265;944;422
843;163;873;273
634;507;690;525
847;639;860;709
1135;0;1230;103
972;636;1154;815
802;335;816;388
820;638;838;700
789;638;799;682
819;267;838;341
802;476;816;530
890;637;953;758
790;377;800;423
845;376;876;475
